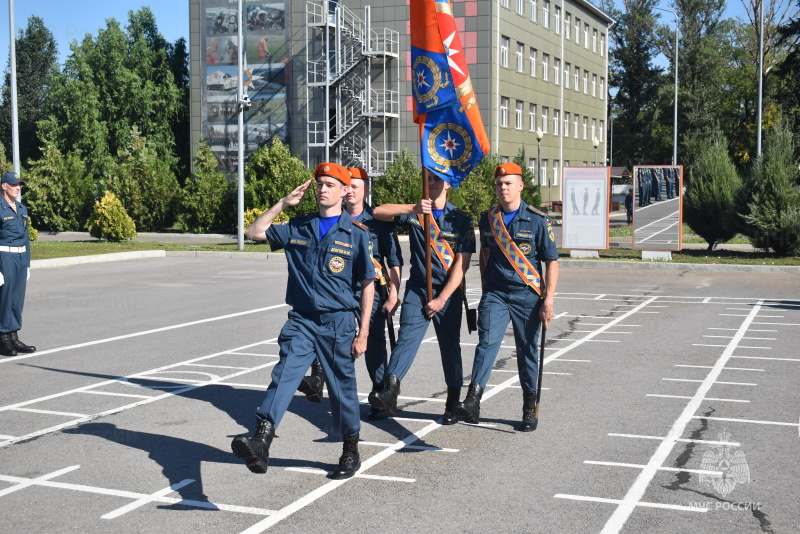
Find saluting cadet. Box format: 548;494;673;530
232;163;375;479
369;170;475;424
453;163;559;431
0;172;35;357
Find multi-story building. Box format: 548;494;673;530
190;0;612;204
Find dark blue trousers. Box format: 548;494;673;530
364;291;389;387
0;252;27;332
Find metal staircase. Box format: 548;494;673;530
305;0;399;175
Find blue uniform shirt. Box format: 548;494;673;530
480;200;558;291
395;201;475;287
0;198;31;267
267;211;374;314
355;205;403;271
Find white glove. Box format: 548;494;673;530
0;272;4;286
27;268;30;281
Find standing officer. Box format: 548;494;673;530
454;163;558;431
369;170;475;424
232;163;374;479
0;172;35;357
664;167;673;199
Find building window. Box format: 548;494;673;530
516;42;524;72
553;160;560;185
591;118;597;140
564;62;570;88
543;1;549;29
583;69;588;93
542;54;549;81
600;77;605;100
529;0;536;22
529;48;537;77
553;109;560;136
500;36;509;68
528;158;537;175
565;13;571;39
564;111;570;137
573;114;578;138
574;66;579;91
554;6;561;34
600;33;606;57
592;28;598;53
574;17;580;44
516;0;524;15
592;74;597;97
516;100;523;129
554;58;560;85
582;116;588;139
600;120;605;141
500;97;509;127
529;103;536;131
542;107;549;133
502;155;509;163
584;23;589;48
540;159;548;185
500;0;508;8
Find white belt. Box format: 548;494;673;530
0;245;26;253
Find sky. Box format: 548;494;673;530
0;0;751;67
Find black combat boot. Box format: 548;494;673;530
518;392;538;432
10;332;35;354
368;374;400;415
453;382;483;424
367;382;387;420
331;433;361;479
0;333;17;357
297;361;324;403
231;418;275;474
440;386;462;425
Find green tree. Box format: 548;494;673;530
372;147;422;206
167;37;191;182
180;139;235;233
22;143;93;231
245;139;315;216
449;153;500;223
106;127;180;232
736;121;800;255
775;0;800;133
683;132;741;250
513;148;542;210
0;143;11;173
0;16;59;165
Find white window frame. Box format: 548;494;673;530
574;66;579;91
517;0;524;15
592;28;598;53
574;17;580;44
591;118;596;140
583;69;588;94
500;36;509;68
553;109;560;136
543;1;550;29
553;160;560;186
582;116;588;140
564;62;570;88
564;111;570;137
529;103;536;131
515;100;523;130
553;58;560;85
540;159;548;185
542;54;549;81
565;13;571;40
529;48;537;77
592;73;597;97
600;77;605;100
500;97;509;127
600;120;605;142
528;158;537;176
600;33;606;57
529;0;537;22
573;115;579;138
584;23;589;48
554;6;561;34
500;0;508;8
542;106;549;133
516;42;524;72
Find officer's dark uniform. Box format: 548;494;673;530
0;172;34;356
354;205;402;390
256;211;374;437
470;200;558;394
664;167;673;199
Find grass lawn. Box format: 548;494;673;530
609;224;752;245
557;247;800;266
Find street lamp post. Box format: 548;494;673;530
8;0;20;175
592;136;599;165
535;127;544;205
655;6;679;165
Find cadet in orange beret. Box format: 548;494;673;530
232;162;374;479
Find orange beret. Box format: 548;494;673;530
347;167;368;180
495;163;523;177
314;162;351;186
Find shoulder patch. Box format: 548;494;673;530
351;219;369;231
526;206;547;217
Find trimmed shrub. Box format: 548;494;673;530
28;225;38;242
87;191;137;241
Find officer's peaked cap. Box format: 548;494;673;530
1;172;24;185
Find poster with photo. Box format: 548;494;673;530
561;167;611;250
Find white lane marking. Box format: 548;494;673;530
0;434;16;440
720;314;748;317
585;339;621;343
732;356;800;362
607;433;740;446
551;359;591;363
600;299;764;534
691;416;800;428
751;321;800;326
703;335;776;340
227;352;280;357
594;294;607;300
702;297;712;303
646;394;749;403
186;363;253;370
554;494;706;513
79;391;154;399
0;471;274;515
726;308;754;311
0;465;81;498
356;393;446;403
284;467;416;483
692;344;728;347
583;461;722;476
574;331;632;334
359;441;459;452
12;407;89;417
222;382;266;389
0;305;288;365
389;416;436;423
674;365;764;372
755;315;784;318
102;479;195;519
662;378;756;386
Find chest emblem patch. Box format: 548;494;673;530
329;256;345;273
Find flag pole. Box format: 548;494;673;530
422;167;433;303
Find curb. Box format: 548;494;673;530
31;250;167;269
558;259;800;274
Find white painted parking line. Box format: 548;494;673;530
585;339;621;343
752;321;800;326
102;479;195;519
574;331;631;334
674;365;764;372
0;434;15;440
554;494;707;513
359;441;459;452
607;433;740;446
0;465;81;498
284;468;416;483
228;352;280;357
646;394;749;403
599;299;764;534
0;305;288;365
12;407;89;417
703;335;776;340
79;390;154;399
185;363;253;370
662;378;756;386
732;356;800;362
356;393;445;403
222;382;267;389
583;461;722;476
691;416;800;429
551;359;592;363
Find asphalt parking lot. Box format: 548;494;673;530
1;254;798;533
